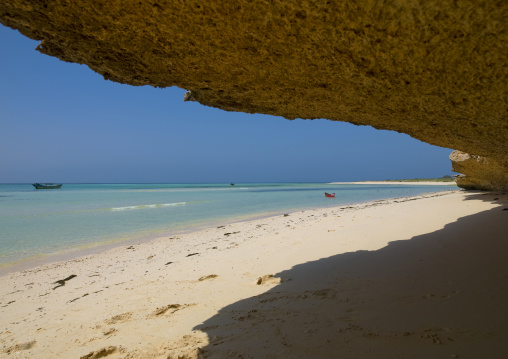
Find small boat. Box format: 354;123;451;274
230;183;235;186
325;192;335;198
32;183;63;189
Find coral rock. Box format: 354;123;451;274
450;151;508;191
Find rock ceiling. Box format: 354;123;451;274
1;1;506;189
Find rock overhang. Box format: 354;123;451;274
1;0;506;190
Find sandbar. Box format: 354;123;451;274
330;181;458;185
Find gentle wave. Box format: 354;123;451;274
110;202;186;211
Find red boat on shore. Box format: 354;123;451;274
325;192;335;198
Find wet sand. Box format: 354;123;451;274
1;190;507;358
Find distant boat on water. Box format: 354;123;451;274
325;192;335;198
32;183;63;189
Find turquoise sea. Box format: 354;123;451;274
0;183;456;270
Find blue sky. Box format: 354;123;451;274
0;25;455;183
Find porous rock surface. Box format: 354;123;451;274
450;151;508;191
1;1;506;190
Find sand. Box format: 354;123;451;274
1;190;507;358
330;181;458;185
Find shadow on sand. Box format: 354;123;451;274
192;194;508;358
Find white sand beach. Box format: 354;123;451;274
330;181;458;185
1;190;507;358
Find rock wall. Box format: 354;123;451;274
1;1;506;189
450;151;508;191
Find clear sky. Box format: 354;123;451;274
0;25;455;184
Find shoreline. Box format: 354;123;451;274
0;188;456;276
0;207;312;277
1;189;507;357
330;181;457;185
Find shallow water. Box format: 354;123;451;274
0;183;455;268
